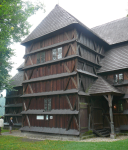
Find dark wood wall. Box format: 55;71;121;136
22;26;107;135
25;42;77;67
24;59;76;80
24;95;78;110
25;29;77;54
5;86;23;126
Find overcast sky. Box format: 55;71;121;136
2;0;127;96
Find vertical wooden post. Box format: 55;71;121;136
108;94;116;139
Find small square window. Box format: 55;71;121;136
52;47;62;60
119;73;123;82
46;115;49;120
37;52;45;64
114;73;123;83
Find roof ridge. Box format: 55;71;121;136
92;17;128;29
21;4;108;45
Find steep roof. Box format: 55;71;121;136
98;43;128;73
17;62;24;71
10;63;24;87
92;17;128;45
11;71;23;87
88;76;122;95
21;5;107;45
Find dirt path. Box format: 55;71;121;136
2;131;128;142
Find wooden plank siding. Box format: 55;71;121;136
25;29;77;54
21;27;108;135
24;59;76;80
23;75;77;94
25;42;77;67
4;87;23;128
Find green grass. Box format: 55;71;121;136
1;128;9;133
0;136;128;150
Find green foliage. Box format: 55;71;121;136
82;130;93;136
0;0;45;91
0;136;128;150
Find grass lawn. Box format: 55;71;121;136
0;136;128;150
1;128;9;133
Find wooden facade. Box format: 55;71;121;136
6;5;128;138
4;65;24;128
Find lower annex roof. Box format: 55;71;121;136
21;109;79;115
87;76;123;95
98;44;128;73
20;126;79;135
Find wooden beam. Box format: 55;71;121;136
64;77;71;91
73;116;79;130
71;44;76;54
23;84;28;94
28;84;34;94
65;32;70;40
29;69;34;80
25;72;28;80
71;77;77;89
71;60;75;72
29;56;33;65
26;98;32;110
63;63;70;73
23;101;27;111
64;44;70;57
65;95;73;110
28;43;34;53
107;94;115;139
66;96;79;130
103;95;109;101
26;115;30;128
66;115;73;130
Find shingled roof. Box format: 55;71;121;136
92;17;128;45
98;43;128;73
88;76;122;95
21;5;107;45
10;63;24;87
17;62;24;71
11;71;23;87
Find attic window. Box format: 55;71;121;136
37;51;45;64
52;47;62;60
114;73;123;83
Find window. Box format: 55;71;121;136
44;99;51;111
118;100;123;112
36;115;44;120
119;73;123;82
114;73;123;83
46;115;49;120
37;51;45;64
52;47;62;60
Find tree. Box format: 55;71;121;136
0;0;45;91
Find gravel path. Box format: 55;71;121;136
2;131;128;142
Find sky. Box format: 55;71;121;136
2;0;128;96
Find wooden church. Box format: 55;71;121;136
5;5;128;138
